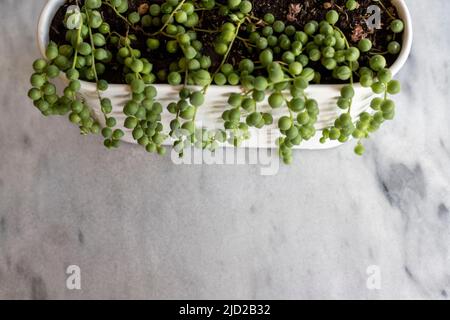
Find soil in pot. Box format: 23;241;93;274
49;0;403;84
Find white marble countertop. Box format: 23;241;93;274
0;0;449;300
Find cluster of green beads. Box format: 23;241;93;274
28;0;404;164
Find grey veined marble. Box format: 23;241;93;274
0;0;449;300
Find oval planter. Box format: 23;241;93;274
37;0;412;149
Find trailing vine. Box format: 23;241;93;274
28;0;404;164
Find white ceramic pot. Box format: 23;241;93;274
38;0;412;149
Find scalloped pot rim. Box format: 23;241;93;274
37;0;413;91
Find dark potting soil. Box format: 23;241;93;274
49;0;403;84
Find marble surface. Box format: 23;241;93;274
0;0;449;300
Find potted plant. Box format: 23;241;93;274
30;0;412;164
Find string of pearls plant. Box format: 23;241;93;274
28;0;404;164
